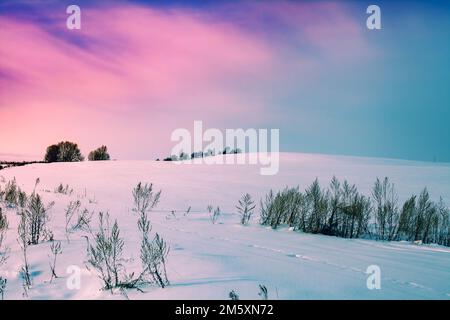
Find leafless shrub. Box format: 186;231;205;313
132;182;161;215
227;285;268;300
136;207;168;286
49;241;62;282
4;178;18;207
229;290;239;300
17;190;27;208
140;233;170;288
87;212;125;291
0;277;6;300
0;211;8;265
210;207;221;224
236;194;256;225
0;207;8;235
18;214;31;289
64;200;92;241
55;183;73;195
258;284;268;300
21;192;54;245
87;212;145;292
260;190;275;225
133;182;170;288
65;200;81;232
0;209;8;300
72;208;93;234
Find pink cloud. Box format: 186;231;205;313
0;1;373;159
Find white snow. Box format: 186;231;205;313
0;152;449;300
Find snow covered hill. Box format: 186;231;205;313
0;153;449;299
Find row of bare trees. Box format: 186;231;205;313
260;177;450;246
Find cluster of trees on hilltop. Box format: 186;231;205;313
88;145;110;161
44;142;110;163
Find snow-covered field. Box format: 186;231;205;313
0;153;449;300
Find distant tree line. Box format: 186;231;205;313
44;142;110;163
260;176;450;246
0;161;45;171
160;147;241;161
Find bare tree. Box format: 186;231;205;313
372;177;399;240
49;241;62;282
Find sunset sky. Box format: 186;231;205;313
1;0;449;162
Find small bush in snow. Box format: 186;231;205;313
0;208;8;264
260;190;275;226
0;209;8;299
49;241;62;282
0;277;6;300
4;178;18;207
65;200;81;233
210;207;221;224
132;182;161;215
0;207;8;234
140;233;170;288
136;187;170;288
17;189;28;208
87;212;127;291
0;209;8;266
55;183;73;195
229;290;239;300
72;208;93;234
236;193;256;225
227;285;268;300
21;192;54;245
258;284;268;300
65;201;92;241
87;212;148;292
17;214;32;289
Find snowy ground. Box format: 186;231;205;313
0;153;449;300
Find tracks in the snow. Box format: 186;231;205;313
157;220;449;298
